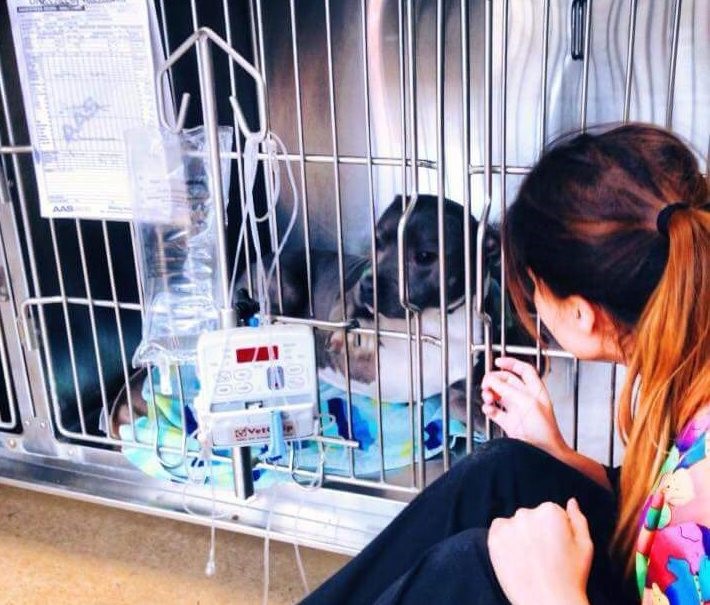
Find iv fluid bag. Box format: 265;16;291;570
127;126;233;371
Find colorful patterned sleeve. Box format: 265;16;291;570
636;412;710;605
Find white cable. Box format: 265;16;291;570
294;542;309;595
262;490;275;605
229;132;301;320
179;427;233;579
261;413;336;600
204;434;218;577
292;483;311;596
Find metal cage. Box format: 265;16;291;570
0;0;707;557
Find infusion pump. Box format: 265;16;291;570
195;324;318;447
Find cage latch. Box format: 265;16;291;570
571;0;587;61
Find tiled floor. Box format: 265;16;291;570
0;485;348;605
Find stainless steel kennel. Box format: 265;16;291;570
0;0;707;556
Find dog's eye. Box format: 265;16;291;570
375;234;390;249
415;251;438;265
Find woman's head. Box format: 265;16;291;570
503;123;709;570
505;123;707;356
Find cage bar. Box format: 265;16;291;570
435;0;451;472
665;0;683;129
622;0;639;122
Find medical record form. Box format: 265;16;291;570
7;0;164;220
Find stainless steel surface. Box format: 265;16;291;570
461;0;474;454
396;2;418;485
406;0;426;488
221;1;254;298
435;0;450;471
498;0;510;361
253;0;284;313
479;0;494;440
324;0;356;479
579;0;593;129
287;0;314;317
0;450;403;556
623;0;639;123
665;0;682;129
608;363;617;466
101;220;137;441
74;221;109;423
360;0;386;482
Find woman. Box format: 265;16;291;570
301;124;709;605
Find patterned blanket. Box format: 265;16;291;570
116;366;482;489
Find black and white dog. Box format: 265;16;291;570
242;194;502;434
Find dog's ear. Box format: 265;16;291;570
466;220;501;264
381;194;406;220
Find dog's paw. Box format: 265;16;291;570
327;330;345;355
323;329;378;384
447;380;486;436
347;331;377;356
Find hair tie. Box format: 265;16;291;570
657;202;690;236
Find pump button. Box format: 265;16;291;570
267;366;285;390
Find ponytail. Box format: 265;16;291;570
613;204;710;571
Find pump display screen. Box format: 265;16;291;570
236;346;279;363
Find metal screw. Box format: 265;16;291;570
7;439;16;449
24;419;31;427
39;420;47;429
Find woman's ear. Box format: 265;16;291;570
570;296;596;335
571;296;620;348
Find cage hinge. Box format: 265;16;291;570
571;0;587;61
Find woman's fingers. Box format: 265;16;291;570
481;388;496;405
494;357;551;405
482;402;510;433
481;372;532;409
494;357;541;386
566;498;593;550
482;370;526;393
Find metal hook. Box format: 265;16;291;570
155;27;267;143
172;93;191;134
397;194;420;313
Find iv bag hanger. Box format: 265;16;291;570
156;27;267;142
153;25;268;330
153;27;265;501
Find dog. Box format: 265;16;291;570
233;195;504;436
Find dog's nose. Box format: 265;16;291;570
359;269;374;302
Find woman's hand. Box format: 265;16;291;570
481;357;569;459
488;499;593;605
